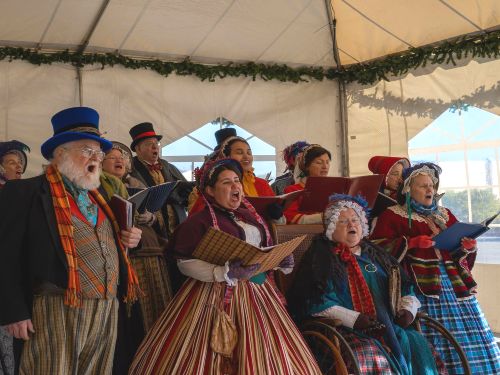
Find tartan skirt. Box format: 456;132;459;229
129;277;321;375
418;263;500;375
339;331;394;375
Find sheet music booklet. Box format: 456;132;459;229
433;209;500;251
299;175;385;212
192;227;306;276
126;181;179;213
371;192;398;218
245;190;304;217
109;195;135;230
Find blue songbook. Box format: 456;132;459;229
433;210;500;251
128;181;179;213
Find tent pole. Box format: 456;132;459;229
75;0;111;106
77;67;83;106
324;0;349;177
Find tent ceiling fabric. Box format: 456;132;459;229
0;1;499;179
1;0;499;67
333;0;500;65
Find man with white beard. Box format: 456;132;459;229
0;107;142;375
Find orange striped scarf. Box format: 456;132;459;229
333;243;376;318
46;164;141;307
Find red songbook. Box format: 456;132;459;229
299;175;384;212
109;194;135;230
245;190;304;217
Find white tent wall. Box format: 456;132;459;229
0;61;80;175
0;60;341;178
347;56;500;176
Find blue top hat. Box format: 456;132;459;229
41;107;112;159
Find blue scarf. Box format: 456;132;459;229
405;194;447;230
62;176;98;226
410;198;438;216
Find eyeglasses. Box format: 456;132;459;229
337;217;361;226
141;140;161;148
65;146;105;161
104;156;129;162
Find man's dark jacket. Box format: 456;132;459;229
130;157;193;234
0;175;132;326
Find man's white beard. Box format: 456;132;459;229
57;154;101;190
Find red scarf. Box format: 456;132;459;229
333;243;377;317
46;164;141;307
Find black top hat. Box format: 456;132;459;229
129;122;163;150
214;128;237;152
0;140;30;173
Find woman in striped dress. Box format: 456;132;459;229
371;162;500;374
129;158;321;375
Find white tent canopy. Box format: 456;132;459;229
0;0;499;177
2;0;498;66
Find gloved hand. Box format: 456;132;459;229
461;237;477;251
394;309;413;328
353;313;386;338
266;202;284;220
167;181;195;206
136;210;156;226
278;254;294;269
227;259;261;280
408;235;434;249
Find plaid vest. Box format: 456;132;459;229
71;203;119;299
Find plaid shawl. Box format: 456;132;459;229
332;243;377;318
46;164;141;307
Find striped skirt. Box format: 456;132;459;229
129;278;321;374
418;263;500;375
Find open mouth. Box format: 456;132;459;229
425;194;433;200
348;229;357;235
87;164;97;173
231;190;241;200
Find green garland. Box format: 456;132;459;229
0;30;499;85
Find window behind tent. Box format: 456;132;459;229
408;106;500;264
161;118;276;182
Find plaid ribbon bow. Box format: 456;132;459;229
147;163;163;172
